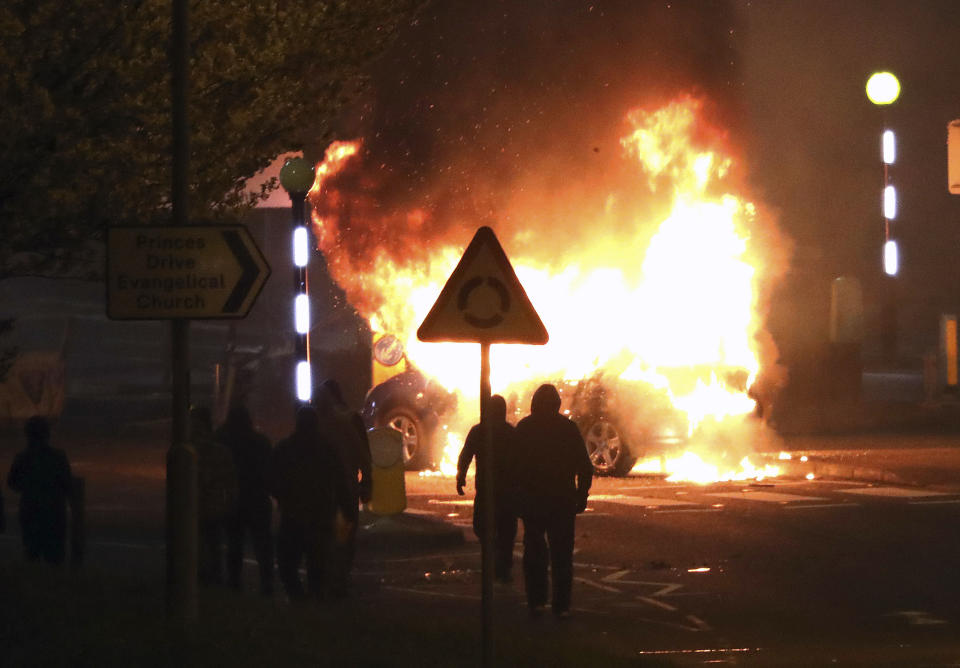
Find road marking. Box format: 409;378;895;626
655;507;723;514
784;503;860;510
574;576;622;594
909;498;960;505
686;614;713;631
707;491;827;503
427;499;475;506
637;595;678;612
837;486;952;498
590;494;698;507
601;571;683;596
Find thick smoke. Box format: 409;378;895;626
311;1;744;274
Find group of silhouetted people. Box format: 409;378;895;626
457;383;593;619
191;378;372;601
2;379;371;606
5;381;591;619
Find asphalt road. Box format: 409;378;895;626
3;433;960;665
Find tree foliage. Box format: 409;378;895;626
0;0;418;278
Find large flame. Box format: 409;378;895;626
310;97;789;482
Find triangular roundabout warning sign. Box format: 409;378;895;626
417;227;548;344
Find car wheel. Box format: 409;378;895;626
583;417;635;476
380;408;429;470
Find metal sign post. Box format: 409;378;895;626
418;226;548;667
167;0;197;626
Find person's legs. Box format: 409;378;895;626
276;519;305;600
547;512;576;615
250;503;274;596
305;521;332;601
522;515;549;611
494;509;518;582
226;513;245;590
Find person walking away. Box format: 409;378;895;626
318;379;372;598
456;394;518;583
514;384;592;618
7;416;72;565
271;405;350;602
216;402;274;595
191;405;238;586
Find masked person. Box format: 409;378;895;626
271;405;349;602
7;416;72;565
317;379;372;598
216;402;274;596
514;384;593;619
456;394;518;583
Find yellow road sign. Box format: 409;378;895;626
417;226;548;344
107;225;270;319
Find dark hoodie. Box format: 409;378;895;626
270;406;349;524
514;385;593;516
215;404;272;510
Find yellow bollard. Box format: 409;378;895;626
367;427;406;515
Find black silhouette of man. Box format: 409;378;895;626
456;394;518;583
216;402;274;595
514;384;592;618
7;416;73;565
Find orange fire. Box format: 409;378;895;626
310;96;789;482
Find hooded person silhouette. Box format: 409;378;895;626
513;384;593;618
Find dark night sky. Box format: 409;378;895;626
317;0;960;362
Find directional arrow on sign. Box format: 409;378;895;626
107;225;271;320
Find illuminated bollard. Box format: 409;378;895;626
367;427;406;516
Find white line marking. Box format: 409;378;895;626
426;499;475;506
686;614;713;631
655;507;723;514
637;595;678;612
707;491;827;503
837;486;952;498
574;576;622;594
908;499;960;506
590;494;697;507
784;503;860;510
601;572;683;596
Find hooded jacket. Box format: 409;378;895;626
514;385;593;516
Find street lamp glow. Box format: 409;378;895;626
293;226;309;267
884;240;899;276
866;71;900;105
884;185;897;219
295;294;310;334
296;361;312;401
882;130;896;164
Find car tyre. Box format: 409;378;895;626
379;407;431;470
582;417;635;476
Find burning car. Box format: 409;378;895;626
311;97;790;483
362;343;693;476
